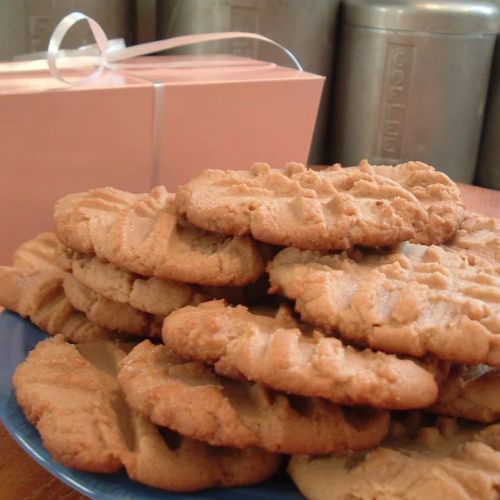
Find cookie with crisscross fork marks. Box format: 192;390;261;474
13;336;280;491
176;160;463;250
268;243;500;366
289;417;500;500
162;301;438;410
0;234;116;343
118;340;390;453
54;186;265;286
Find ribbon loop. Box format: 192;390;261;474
47;12;109;84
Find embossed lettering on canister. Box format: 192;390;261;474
376;43;415;161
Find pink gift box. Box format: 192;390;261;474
0;54;324;264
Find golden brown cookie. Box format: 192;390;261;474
176;161;463;250
448;211;500;270
336;161;464;245
13;336;128;472
13;336;280;491
63;274;163;338
55;242;269;315
162;301;439;410
430;365;500;423
54;186;265;286
118;340;390;453
289;418;500;500
268;243;500;366
0;234;116;343
0;267;116;342
55;243;199;315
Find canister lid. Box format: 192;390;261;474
343;0;499;34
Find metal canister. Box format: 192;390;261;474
476;16;500;188
0;0;135;60
330;0;499;182
156;0;340;164
0;2;29;60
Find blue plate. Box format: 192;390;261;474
0;311;302;499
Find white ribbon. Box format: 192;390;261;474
47;12;109;84
46;11;302;84
13;39;125;62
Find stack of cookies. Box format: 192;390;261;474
2;160;500;497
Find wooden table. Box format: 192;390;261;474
1;183;499;500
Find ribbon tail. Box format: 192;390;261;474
106;32;303;71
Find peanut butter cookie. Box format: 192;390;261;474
268;243;500;366
162;301;438;410
0;234;115;342
55;242;269;315
55;243;201;316
176;161;463;250
54;186;265;286
12;232;61;272
118;340;390;453
448;211;500;270
63;274;163;338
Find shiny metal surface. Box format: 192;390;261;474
344;0;499;33
157;0;340;164
476;33;500;189
0;3;28;60
331;0;498;182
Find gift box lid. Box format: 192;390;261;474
0;55;323;95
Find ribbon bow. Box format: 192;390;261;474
47;11;302;85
